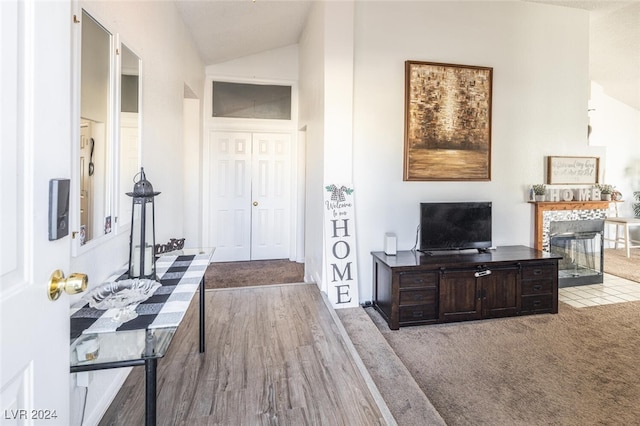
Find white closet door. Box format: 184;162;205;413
207;131;291;261
251;132;291;260
208;131;253;261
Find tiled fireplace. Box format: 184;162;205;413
531;201;609;288
549;219;604;287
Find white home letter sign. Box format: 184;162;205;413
323;184;359;308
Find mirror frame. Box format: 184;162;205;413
71;7;141;256
115;39;142;235
71;8;116;256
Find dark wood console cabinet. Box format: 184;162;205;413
372;246;560;330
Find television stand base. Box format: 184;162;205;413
372;246;561;329
423;248;482;256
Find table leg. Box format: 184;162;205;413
199;276;205;353
625;223;631;258
145;358;157;426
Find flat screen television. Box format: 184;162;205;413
420;202;492;253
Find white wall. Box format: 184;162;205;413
183;97;202;248
590;82;640;217
69;1;204;423
323;1;355;184
298;1;358;292
206;44;298;81
299;2;327;285
349;1;605;303
589;2;640;219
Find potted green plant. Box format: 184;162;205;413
532;184;546;202
596;184;614;201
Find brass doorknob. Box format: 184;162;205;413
48;270;88;301
253;201;258;206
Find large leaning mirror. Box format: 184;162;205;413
78;9;113;247
118;43;141;231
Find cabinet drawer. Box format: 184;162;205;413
399;272;437;288
399;288;437;306
521;294;553;313
399;304;437;323
521;264;556;280
521;279;553;296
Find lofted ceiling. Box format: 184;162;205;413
174;0;639;108
174;0;313;65
531;1;639;108
530;0;634;14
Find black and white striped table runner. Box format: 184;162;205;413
70;253;210;341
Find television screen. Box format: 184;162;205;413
420;202;492;252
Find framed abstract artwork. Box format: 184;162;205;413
404;61;493;181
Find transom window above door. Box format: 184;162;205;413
212;81;292;120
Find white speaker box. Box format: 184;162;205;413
384;233;397;255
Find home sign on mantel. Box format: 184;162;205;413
323;184;359;308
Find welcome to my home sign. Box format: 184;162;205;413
323;184;359;309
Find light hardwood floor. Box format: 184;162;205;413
99;283;390;425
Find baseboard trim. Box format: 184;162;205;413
81;367;132;426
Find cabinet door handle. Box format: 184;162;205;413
533;269;543;275
533;285;542;291
412;311;424;318
413;294;425;301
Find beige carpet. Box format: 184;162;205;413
604;248;640;283
336;308;446;426
204;259;304;289
353;301;640;426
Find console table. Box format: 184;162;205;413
372;246;560;330
70;248;214;426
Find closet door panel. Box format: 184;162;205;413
208;131;252;261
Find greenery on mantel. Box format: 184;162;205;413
532;184;546;195
596;183;614;194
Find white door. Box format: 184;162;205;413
207;131;291;261
250;133;291;260
208;131;253;261
1;1;73;423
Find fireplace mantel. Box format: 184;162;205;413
529;201;611;250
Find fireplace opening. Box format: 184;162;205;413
549;219;604;288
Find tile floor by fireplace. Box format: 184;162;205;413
559;274;640;308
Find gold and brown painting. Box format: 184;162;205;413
403;61;493;181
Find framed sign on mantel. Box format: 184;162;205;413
546;156;599;185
